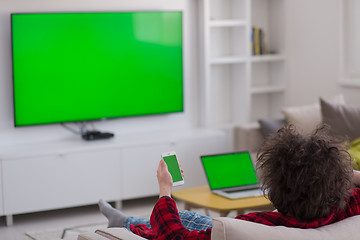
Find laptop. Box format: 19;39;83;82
200;151;263;199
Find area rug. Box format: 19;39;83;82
25;222;108;240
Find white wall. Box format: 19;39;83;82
0;0;199;146
1;0;359;147
286;0;360;106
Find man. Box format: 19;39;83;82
100;124;360;240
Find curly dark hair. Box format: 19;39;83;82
256;124;353;222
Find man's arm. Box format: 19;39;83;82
354;170;360;187
152;160;212;240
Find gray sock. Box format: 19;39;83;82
98;199;128;228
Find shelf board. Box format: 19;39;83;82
250;54;285;63
339;78;360;87
250;86;285;94
210;56;247;64
210;19;247;27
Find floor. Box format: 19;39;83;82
0;196;169;240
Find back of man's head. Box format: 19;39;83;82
256;124;353;222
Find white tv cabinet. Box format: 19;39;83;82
0;128;230;226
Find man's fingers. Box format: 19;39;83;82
160;159;167;170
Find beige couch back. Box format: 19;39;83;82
211;215;360;240
78;215;360;240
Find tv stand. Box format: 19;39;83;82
0;128;231;226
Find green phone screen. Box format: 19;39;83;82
163;155;183;182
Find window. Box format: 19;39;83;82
340;0;360;86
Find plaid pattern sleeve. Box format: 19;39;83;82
235;188;360;228
130;196;212;240
130;188;360;239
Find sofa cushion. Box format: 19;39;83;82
320;97;360;141
258;118;286;138
96;228;147;240
281;94;345;134
78;232;112;240
235;122;263;152
211;215;360;240
78;228;147;240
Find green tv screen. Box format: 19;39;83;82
11;11;183;126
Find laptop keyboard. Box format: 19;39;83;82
224;187;260;193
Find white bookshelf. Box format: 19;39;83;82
210;20;247;27
251;54;285;62
199;0;286;126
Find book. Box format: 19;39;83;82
251;26;267;55
259;28;263;55
254;27;260;55
251;27;255;55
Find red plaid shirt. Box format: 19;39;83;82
130;188;360;240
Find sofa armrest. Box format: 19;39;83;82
78;232;111;240
211;215;360;240
234;122;263;153
78;228;147;240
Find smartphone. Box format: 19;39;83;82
161;151;184;186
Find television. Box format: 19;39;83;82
11;11;183;127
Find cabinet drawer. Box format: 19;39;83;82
2;149;121;215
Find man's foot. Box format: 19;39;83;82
98;199;128;227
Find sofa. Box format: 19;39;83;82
235;94;346;152
235;94;360;170
78;215;360;240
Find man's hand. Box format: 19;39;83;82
157;160;173;198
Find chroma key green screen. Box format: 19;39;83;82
201;152;258;190
11;11;183;126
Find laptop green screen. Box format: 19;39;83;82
201;152;258;190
